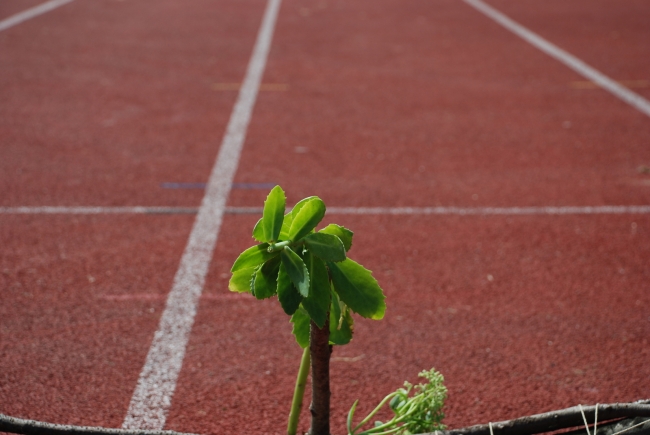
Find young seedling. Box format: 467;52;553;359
346;368;447;435
229;186;386;435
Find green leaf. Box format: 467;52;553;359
304;232;346;262
262;185;285;242
252;218;265;242
328;258;386;320
288;197;326;242
279;211;293;241
277;263;302;315
319;224;353;251
329;289;353;345
252;256;280;299
279;196;317;240
301;251;330;328
228;267;256;293
231;243;279;272
281;247;310;297
290;307;310;348
291;196;318;218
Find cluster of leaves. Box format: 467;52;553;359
229;186;386;347
347;368;447;435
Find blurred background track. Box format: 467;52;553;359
1;1;649;434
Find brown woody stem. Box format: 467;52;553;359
309;318;332;435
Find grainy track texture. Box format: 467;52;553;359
1;0;649;435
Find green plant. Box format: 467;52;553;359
229;186;386;435
346;368;447;435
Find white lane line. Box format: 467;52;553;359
327;205;650;215
120;0;282;430
0;0;74;32
100;293;252;302
2;205;650;215
0;206;199;214
463;0;650;118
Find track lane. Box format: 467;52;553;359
0;0;264;208
0;214;193;427
0;0;268;428
228;0;650;211
165;0;650;432
484;0;650;101
121;0;281;428
463;0;650;118
166;213;650;434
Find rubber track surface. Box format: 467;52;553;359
1;0;649;434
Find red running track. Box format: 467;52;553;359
1;0;649;434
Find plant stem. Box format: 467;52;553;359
309;318;331;435
268;240;292;252
287;347;311;435
352;392;399;432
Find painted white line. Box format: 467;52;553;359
463;0;650;118
2;205;650;216
0;206;199;214
327;205;650;215
121;0;282;430
100;293;251;302
0;0;74;32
